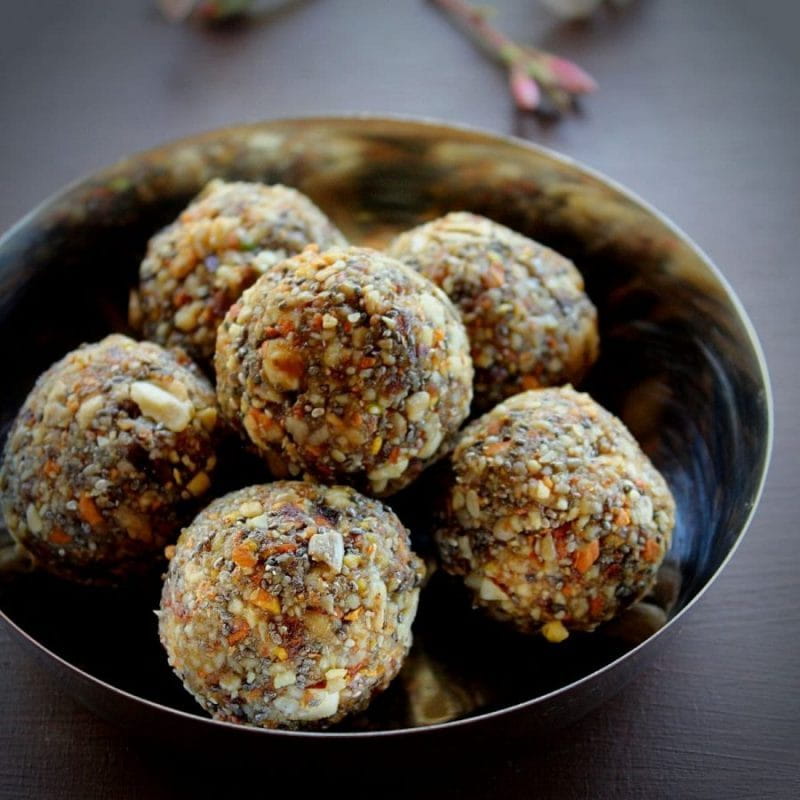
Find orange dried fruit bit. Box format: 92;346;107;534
227;621;250;646
486;419;503;436
78;494;103;527
249;408;276;432
482;262;505;289
643;538;661;562
43;459;61;477
552;526;570;559
263;543;297;558
250;588;281;615
231;543;258;569
347;659;369;678
521;375;541;390
274;352;304;380
484;440;511;456
614;508;631;527
344;607;363;622
48;527;71;546
574;539;600;574
590;595;605;616
277;319;295;336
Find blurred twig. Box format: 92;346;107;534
432;0;597;113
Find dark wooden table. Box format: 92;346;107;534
1;1;798;797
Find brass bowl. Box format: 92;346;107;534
0;116;771;753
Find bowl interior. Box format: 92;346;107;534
0;118;770;732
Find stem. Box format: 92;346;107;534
432;0;597;111
433;0;520;65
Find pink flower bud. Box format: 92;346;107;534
509;67;541;111
547;55;598;94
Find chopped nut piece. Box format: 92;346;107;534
276;689;340;721
197;406;218;432
308;530;345;572
541;620;569;643
76;395;104;429
25;504;43;534
238;501;264;518
131;381;193;432
325;668;347;680
405;391;430;422
186;472;211;496
465;489;481;518
273;669;296;689
245;513;269;528
479;577;509;601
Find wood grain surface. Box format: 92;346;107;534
1;1;798;797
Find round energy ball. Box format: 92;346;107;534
0;335;219;583
130;180;347;365
158;481;425;729
215;245;474;496
434;387;675;641
387;212;599;410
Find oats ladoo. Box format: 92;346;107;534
387;212;599;409
0;335;219;583
158;481;425;729
215;245;474;496
131;180;347;365
435;387;675;641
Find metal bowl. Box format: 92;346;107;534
0;116;771;754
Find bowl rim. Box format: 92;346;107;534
0;113;774;739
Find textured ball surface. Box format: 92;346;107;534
388;212;599;410
131;180;346;365
0;335;219;583
159;481;425;729
215;245;474;496
434;387;675;640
